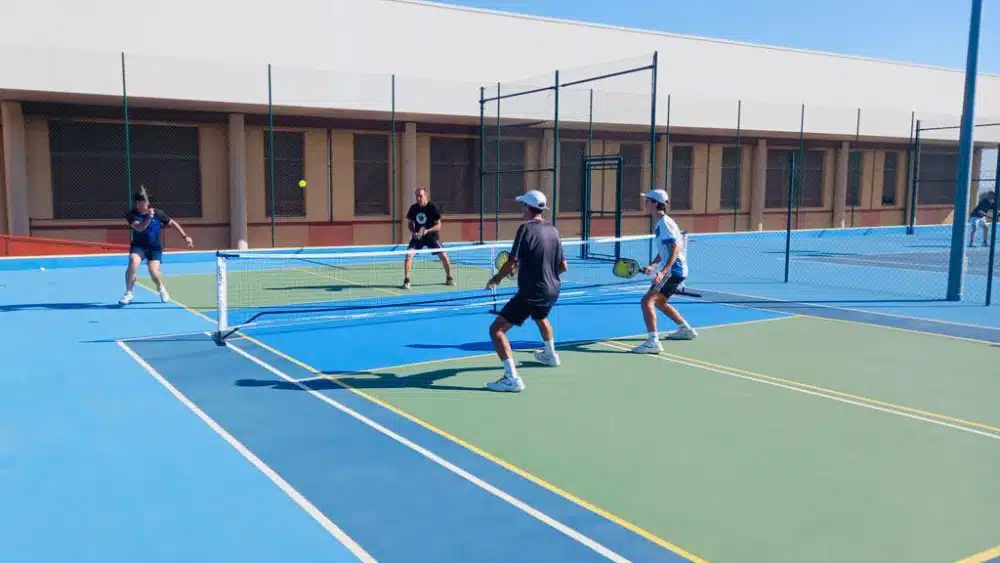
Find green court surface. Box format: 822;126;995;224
326;316;1000;563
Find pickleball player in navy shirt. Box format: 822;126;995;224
485;189;567;393
118;191;193;305
402;187;454;289
969;190;996;247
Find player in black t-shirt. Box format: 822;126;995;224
403;187;454;289
118;191;193;305
969;190;996;247
484;190;567;393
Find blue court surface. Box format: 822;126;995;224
2;225;999;563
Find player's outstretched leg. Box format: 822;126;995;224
633;289;665;354
656;298;697;341
148;259;170;303
531;317;560;367
402;250;415;289
119;252;141;305
487;315;525;392
438;251;455;286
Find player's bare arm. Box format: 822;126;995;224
486;255;517;289
169;219;195;248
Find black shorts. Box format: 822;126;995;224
130;246;163;262
652;275;685;299
499;293;553;327
408;236;443;251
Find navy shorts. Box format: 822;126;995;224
130;246;163;262
408;236;443;251
652;275;685;299
499;293;553;327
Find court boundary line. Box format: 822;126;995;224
677;287;999;344
223;338;633;563
598;340;1000;440
132;281;706;562
115;340;377;563
957;543;1000;563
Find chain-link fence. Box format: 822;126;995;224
8;44;997;304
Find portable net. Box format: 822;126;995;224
213;234;658;341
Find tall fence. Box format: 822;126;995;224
2;44;997;303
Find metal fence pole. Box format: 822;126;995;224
985;148;1000;306
267;64;276;248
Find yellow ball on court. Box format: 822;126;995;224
298;180;307;188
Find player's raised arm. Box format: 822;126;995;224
161;210;194;248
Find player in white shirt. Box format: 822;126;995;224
632;189;697;354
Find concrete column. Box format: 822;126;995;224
833;141;850;228
541;129;555;212
654;134;668;190
401;122;418;240
228;114;249;250
1;102;30;235
750;138;767;231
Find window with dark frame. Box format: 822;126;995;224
559;141;586;213
882;152;899;205
264;130;306;217
720;146;742;210
917;151;958;205
765;149;825;209
429;137;477;215
479;139;526;214
353;134;390;216
847;151;863;207
49;121;202;220
620;143;644;211
669;146;693;211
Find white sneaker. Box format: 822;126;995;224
159;287;171;303
118;291;134;305
665;326;698;340
487;374;525;393
631;338;663;354
533;349;561;367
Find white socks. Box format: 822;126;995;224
544;340;556;355
503;358;518;377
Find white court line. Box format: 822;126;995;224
686;285;1000;334
223;341;632;563
116;340;377;562
598;340;1000;442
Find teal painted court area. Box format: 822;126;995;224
2;226;999;563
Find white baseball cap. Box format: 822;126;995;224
642;189;669;205
516;189;548;210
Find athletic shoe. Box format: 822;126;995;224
118;291;134;305
159;287;171;303
487;375;525;393
631;338;663;354
664;326;698;340
533;349;560;367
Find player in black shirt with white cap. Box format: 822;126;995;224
485;189;567;392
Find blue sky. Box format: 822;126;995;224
434;0;1000;74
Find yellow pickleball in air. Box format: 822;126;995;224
299;180;307;188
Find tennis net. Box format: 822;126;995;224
212;233;659;342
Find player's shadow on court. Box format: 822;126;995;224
236;366;496;392
266;283;406;294
408;341;541;353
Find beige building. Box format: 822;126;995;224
1;0;996;252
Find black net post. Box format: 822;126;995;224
908;120;923;234
986;147;1000;306
903;111;916;235
121;52;133;243
267;64;276;248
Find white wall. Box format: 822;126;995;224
3;0;999;140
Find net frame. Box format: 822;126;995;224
211;234;656;344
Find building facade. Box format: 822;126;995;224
2;0;998;251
